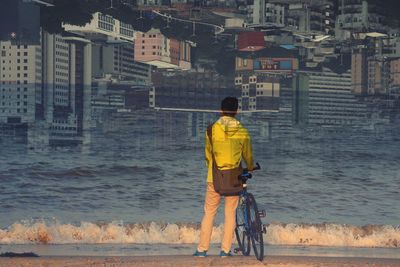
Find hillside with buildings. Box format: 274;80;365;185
1;0;400;144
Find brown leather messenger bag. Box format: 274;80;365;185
207;124;243;196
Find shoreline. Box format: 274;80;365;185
0;255;399;267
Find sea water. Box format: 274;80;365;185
0;110;399;254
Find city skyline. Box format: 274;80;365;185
1;0;400;146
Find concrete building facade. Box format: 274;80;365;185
134;29;191;70
336;0;386;40
1;31;92;144
295;69;368;126
92;43;152;84
0;41;41;123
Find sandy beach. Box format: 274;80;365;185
0;255;399;267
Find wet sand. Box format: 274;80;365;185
0;255;399;267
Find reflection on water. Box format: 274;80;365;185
0;110;399;231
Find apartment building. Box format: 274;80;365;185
92;43;152;84
336;0;386;40
41;32;92;142
294;69;368;126
0;41;41;124
134;29;191;70
0;31;92;144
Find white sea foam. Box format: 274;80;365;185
0;221;398;248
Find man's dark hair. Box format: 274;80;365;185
221;97;238;115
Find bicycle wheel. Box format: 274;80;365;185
235;200;251;256
246;193;264;261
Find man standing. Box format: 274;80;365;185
194;97;254;257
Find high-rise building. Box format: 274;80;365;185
1;31;92;144
41;32;92;142
294;69;368;126
0;41;42;124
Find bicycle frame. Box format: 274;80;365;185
234;163;265;261
238;185;251;230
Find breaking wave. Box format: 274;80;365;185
0;221;399;248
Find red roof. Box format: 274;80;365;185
237;32;265;52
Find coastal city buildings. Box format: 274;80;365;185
134;29;191;70
63;12;153;129
2;0;400;144
0;30;92;145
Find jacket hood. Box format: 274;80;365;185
216;116;241;137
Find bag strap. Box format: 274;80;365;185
207;124;220;169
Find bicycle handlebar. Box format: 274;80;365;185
241;162;261;180
243;162;261;173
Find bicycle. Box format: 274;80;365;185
234;163;266;261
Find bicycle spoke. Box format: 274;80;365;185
246;193;264;261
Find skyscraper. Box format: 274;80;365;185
0;41;42;124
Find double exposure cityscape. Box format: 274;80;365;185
0;0;399;264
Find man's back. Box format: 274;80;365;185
205;116;254;183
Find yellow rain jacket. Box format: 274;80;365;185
205;116;254;182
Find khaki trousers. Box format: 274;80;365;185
197;183;239;253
